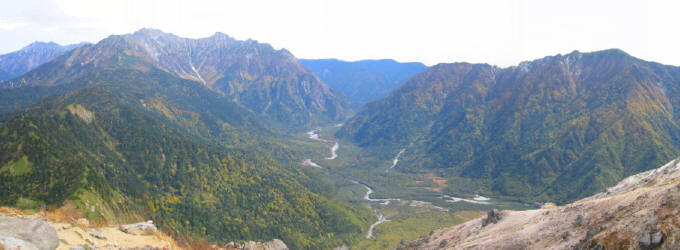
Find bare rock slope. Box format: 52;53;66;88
0;216;58;250
400;158;680;249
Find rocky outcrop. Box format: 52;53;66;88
399;158;680;249
0;216;59;250
480;209;502;227
119;221;158;235
223;239;288;250
0;214;175;250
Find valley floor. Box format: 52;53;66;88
298;124;533;249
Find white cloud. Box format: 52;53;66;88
1;0;680;67
0;21;28;30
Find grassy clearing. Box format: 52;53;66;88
0;155;33;176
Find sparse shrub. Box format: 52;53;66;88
15;197;45;211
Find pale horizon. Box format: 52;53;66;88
1;0;679;67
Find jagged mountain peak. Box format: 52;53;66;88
4;28;347;128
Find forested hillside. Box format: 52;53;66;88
2;29;347;129
339;49;680;203
0;30;372;249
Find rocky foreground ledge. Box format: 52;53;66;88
0;213;287;250
398;158;680;249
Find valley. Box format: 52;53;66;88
0;22;679;249
298;124;531;249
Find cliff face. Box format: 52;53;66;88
399;158;680;249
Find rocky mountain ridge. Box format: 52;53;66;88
2;28;346;128
338;49;680;203
399;157;680;249
0;41;87;81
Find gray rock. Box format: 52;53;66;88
0;236;40;250
573;214;584;227
241;239;288;250
639;230;664;249
119;221;157;235
651;231;664;245
0;216;59;250
481;209;503;227
439;239;448;248
242;241;259;250
262;239;288;250
89;229;106;240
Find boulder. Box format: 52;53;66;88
119;221;158;235
240;239;288;250
0;236;40;250
0;216;59;250
639;230;664;249
89;229;107;240
481;209;503;227
261;239;288;250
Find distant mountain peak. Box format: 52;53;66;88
22;41;61;50
209;31;233;39
0;41;88;81
4;28;347;128
132;27;172;37
299;58;427;104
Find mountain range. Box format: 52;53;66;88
300;59;427;105
2;27;680;249
0;41;87;81
338;49;680;203
2;28;347;128
0;29;371;248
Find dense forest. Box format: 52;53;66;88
339;49;680;203
0;67;372;248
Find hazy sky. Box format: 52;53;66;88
1;0;679;67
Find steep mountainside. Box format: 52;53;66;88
400;157;680;249
0;41;87;81
300;59;427;105
338;49;680;203
0;66;369;248
2;29;346;128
